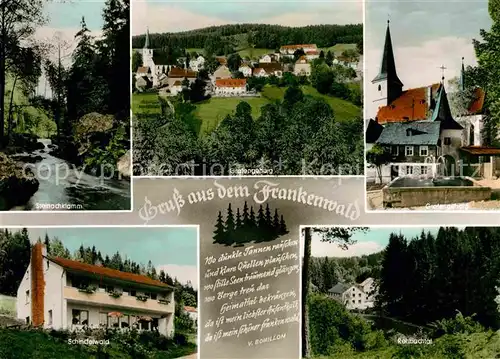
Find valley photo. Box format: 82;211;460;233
0;226;198;359
365;0;500;210
301;226;500;359
0;0;131;211
132;0;363;176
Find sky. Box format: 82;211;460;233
26;227;199;289
365;0;491;109
132;0;362;35
309;227;444;257
34;0;106;97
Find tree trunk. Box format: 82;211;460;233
301;227;311;358
7;74;18;143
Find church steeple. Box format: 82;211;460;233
372;19;404;105
459;57;465;91
144;27;150;49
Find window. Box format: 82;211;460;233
444;137;451;145
358;300;361;304
150;293;157;300
419;146;428;156
405;146;414;156
352;300;355;304
25;290;29;304
46;260;49;271
48;310;52;325
378;84;381;91
406;166;413;175
99;312;108;327
358;293;361;297
130;290;136;297
421;166;428;175
391;146;399;156
25;317;30;324
121;315;130;328
72;309;89;326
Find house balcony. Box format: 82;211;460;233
64;286;174;314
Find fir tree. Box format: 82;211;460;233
236;208;242;228
249;206;256;227
279;215;288;235
273;209;280;233
257;204;266;228
44;233;50;254
213;211;226;244
225;203;236;245
242;201;250;226
265;203;272;228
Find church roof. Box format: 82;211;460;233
377;121;441;145
372;21;403;88
376;84;440;124
431;84;463;130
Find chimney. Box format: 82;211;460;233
31;241;45;327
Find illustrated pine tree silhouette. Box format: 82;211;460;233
213;211;226;244
212;202;289;246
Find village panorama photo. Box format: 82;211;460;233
131;0;364;176
0;0;132;211
364;0;500;211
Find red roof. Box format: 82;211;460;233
468;87;486;114
281;44;317;50
50;256;172;289
172;80;182;86
137;66;150;74
461;146;500;155
168;67;196;78
216;56;227;65
306;50;319;55
184;306;197;313
376;83;440;124
215;79;246;87
296;56;308;63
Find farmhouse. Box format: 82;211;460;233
259;54;279;63
305;50;320;61
280;44;317;56
183;306;197;329
293;56;311;76
17;242;175;337
328;278;376;310
216;56;228;66
214;78;247;96
189;55;205;72
213;65;232;80
238;64;253;77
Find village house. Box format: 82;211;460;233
293;56;311;76
17;242;175;337
213;65;232;79
238;64;253;77
140;28;172;87
259;53;279;63
215;56;228;66
189;55;205;72
183;306;197;329
167;67;197;88
280;44;318;56
253;62;283;78
214;78;247;96
305;50;320;61
365;20;500;183
135;76;152;91
328;277;376;311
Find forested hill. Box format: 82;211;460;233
131;23;362;52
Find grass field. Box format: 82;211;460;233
186;47;274;60
133;84;360;136
321;43;358;56
0;295;15;316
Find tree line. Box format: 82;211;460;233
377;227;500;329
133;86;364;175
0;228;197;314
131;23;362;56
213;202;288;246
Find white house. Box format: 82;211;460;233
169;80;183;96
17;242;175;337
294;56;311;76
214;79;247;96
280;44;317;56
238;64;252;77
141;28;170;87
189;55;205;72
328;278;376;310
259;54;272;63
213;65;232;80
305;50;320;61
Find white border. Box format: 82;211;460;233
197;222;201;359
135;175;364;179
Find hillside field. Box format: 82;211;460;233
132;85;360;136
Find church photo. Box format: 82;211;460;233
364;0;500;210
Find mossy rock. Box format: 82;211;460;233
73;112;115;138
0;153;39;210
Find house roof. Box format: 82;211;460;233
49;256;173;289
366;119;384;143
168;67;196;78
296;56;308;64
376;121;441;145
328;283;352;294
431;84;463;130
216;56;227;65
376;83;441;124
280;44;317;50
360;277;374;286
372;20;403;88
172;80;182;86
306;50;320;55
253;68;266;74
215;79;246;87
137;66;150;74
258;62;282;71
468;87;486;114
461;146;500;156
184;306;197;313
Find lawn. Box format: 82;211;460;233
186;47;274;60
321;43;358;56
133;84;360;136
0;295;15;316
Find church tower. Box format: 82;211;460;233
370;20;404;119
142;27;153;68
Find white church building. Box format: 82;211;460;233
17;242;175;337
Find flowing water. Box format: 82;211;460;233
11;139;131;211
